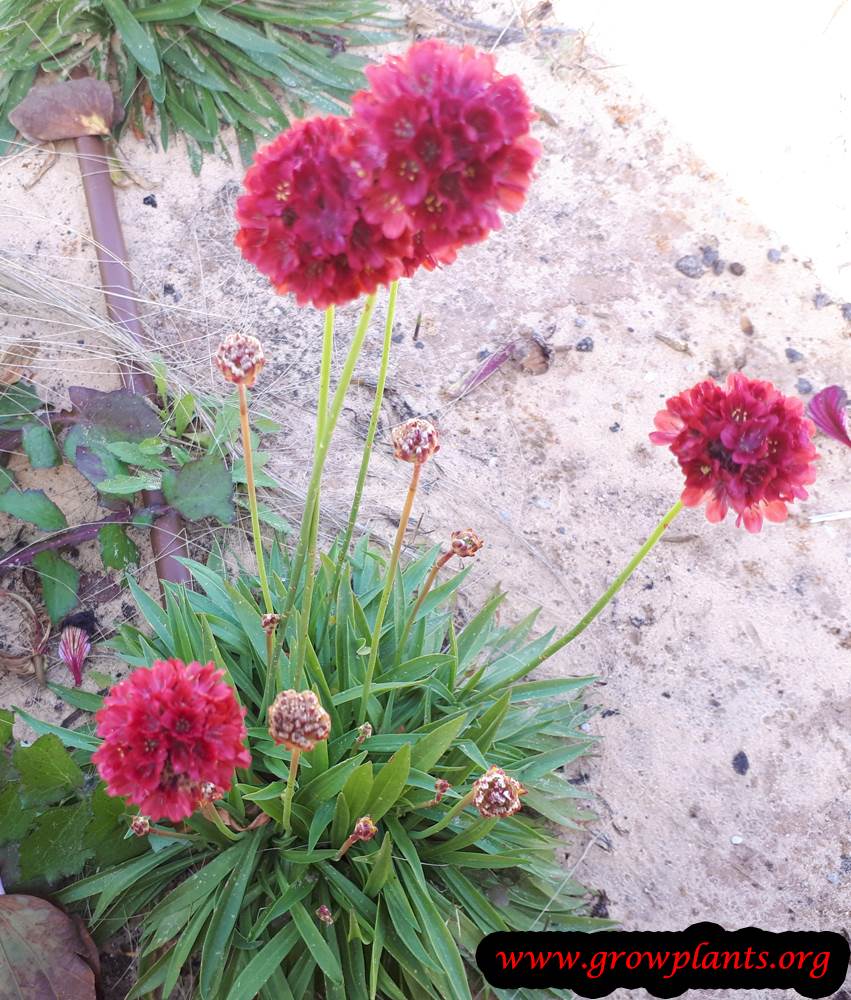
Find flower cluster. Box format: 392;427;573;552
650;374;818;533
392;417;440;464
267;689;331;752
93;659;250;823
235;40;539;308
473;766;525;818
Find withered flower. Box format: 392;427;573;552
261;613;281;635
268;689;331;751
336;814;379;859
355;722;373;745
315;904;334;925
472;766;526;819
450;529;484;558
130;815;151;837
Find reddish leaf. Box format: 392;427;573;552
68;386;161;443
0;895;98;1000
807;385;851;448
9;79;118;141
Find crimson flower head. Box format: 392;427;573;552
93;659;250;823
650;374;818;532
352;40;541;263
235;116;411;309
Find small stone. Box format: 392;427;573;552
675;255;704;279
728;262;746;276
414;340;425;350
841;303;851;322
767;248;782;263
574;316;586;328
712;259;725;275
730;835;744;845
826;872;840;885
701;246;719;266
841;855;851;873
785;347;804;363
796;377;813;395
143;194;157;208
813;292;832;310
609;422;621;432
732;750;749;775
391;332;404;344
575;336;594;352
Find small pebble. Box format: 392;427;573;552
796;377;813;395
826;872;840;885
675;255;704;279
574;316;586;328
143;194;157;208
609;422;621;432
414;340;425;350
732;750;750;775
730;835;744;845
575;336;594;352
701;246;719;266
391;332;404;344
712;259;725;275
728;262;746;276
556;526;566;535
785;347;804;363
841;303;851;322
813;292;832;310
767;248;782;263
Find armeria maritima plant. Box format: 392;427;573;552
2;35;834;1000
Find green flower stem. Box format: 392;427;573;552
283;295;378;687
527;498;683;673
199;802;241;842
281;748;300;834
334;279;398;583
238;381;273;616
359;461;422;724
410;789;475;839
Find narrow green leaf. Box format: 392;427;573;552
225;924;299;1000
290;901;343;986
364;744;410;823
102;0;160;75
363;833;393;897
410;713;467;773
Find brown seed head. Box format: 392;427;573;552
450;529;484;558
130;815;151;837
261;613;281;635
391;417;440;464
352;816;378;842
267;689;331;751
315;904;334;925
214;332;266;387
472;766;526;819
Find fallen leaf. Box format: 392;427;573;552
9;79;117;141
0;895;98;1000
0;340;39;386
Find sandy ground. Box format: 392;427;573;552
1;1;849;996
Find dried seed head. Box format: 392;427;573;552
58;625;91;687
261;613;281;635
472;766;526;819
391;417;440;464
352;816;378;842
267;689;331;751
355;722;373;745
449;529;484;558
214;333;266;387
315;904;334;925
130;815;151;837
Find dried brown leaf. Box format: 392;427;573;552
9;79;117;142
0;340;39;385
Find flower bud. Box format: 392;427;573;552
130;815;151;837
391;417;440;464
58;625;91;687
355;722;372;745
315;904;334;925
214;333;266;387
433;778;451;803
261;613;281;635
352;816;378;842
450;529;484;558
268;689;331;751
472;766;526;819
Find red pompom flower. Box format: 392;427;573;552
650;374;818;532
235;116;411;309
352;40;540;261
93;659;250;823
